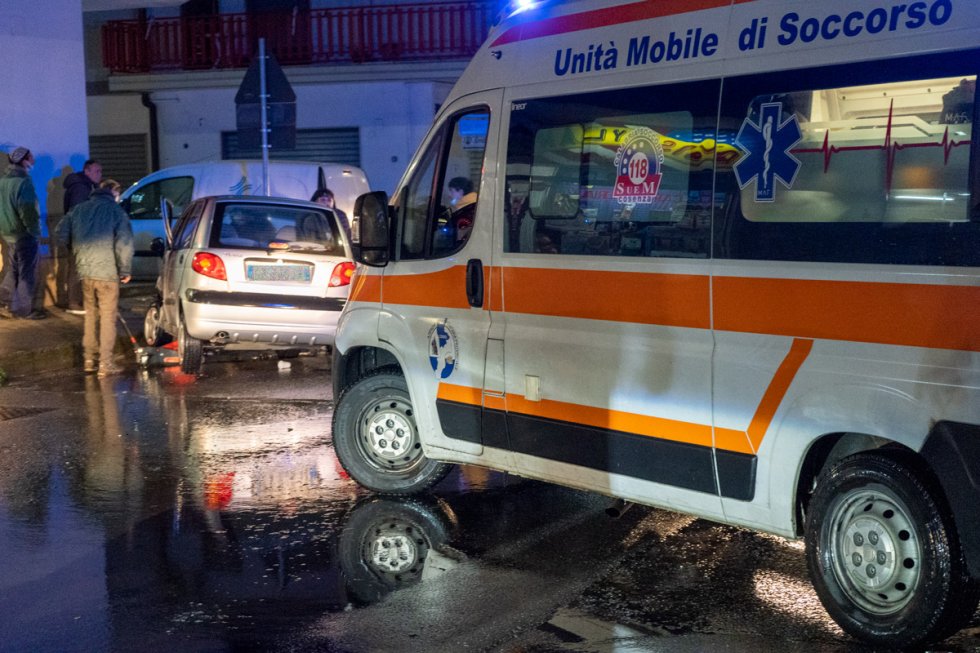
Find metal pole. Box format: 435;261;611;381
259;38;270;195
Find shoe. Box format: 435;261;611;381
84;360;97;373
66;308;86;316
97;364;123;378
23;310;48;320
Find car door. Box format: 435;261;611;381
377;93;501;459
160;199;209;333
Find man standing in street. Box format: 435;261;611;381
0;146;46;320
61;159;103;314
57;180;134;376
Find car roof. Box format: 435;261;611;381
207;195;324;209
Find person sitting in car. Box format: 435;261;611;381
447;176;478;243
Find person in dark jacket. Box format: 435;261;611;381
57;182;134;376
311;188;351;242
61;159;103;314
0;146;45;320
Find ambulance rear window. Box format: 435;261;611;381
736;76;975;225
714;48;980;266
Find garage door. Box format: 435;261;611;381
221;127;360;166
88;134;150;188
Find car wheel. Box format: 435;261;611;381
338;496;453;605
178;316;203;375
805;451;980;648
332;367;452;494
143;300;170;347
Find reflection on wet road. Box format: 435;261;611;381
0;359;620;652
0;359;977;652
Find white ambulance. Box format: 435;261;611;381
331;0;980;646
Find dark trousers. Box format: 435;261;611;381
0;235;39;316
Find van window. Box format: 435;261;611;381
504;81;720;257
127;176;195;221
394;109;489;260
715;51;980;266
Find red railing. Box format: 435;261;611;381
102;1;495;73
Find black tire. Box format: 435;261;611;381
143;300;170;347
338;496;453;605
178;316;203;375
805;451;980;648
332;367;452;494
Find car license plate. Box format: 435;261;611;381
246;263;313;282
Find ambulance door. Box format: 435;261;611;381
378;93;501;458
497;81;726;520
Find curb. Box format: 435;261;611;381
0;335;139;380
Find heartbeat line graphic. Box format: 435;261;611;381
793;100;971;195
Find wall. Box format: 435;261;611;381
124;80;450;195
0;0;90;309
0;0;90;224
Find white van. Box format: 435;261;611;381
119;160;369;279
331;0;980;647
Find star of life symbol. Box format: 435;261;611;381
734;102;803;202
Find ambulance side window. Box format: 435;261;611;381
398;138;441;259
504;81;719;258
395;108;489;260
714;51;980;266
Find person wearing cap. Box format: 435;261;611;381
61;159;103;315
57;179;134;376
0;147;46;320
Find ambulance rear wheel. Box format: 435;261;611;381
333;368;452;495
805;451;979;648
178;317;203;375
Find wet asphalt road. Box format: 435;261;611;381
0;356;978;653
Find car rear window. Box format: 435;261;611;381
211;203;346;256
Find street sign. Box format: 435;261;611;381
235;49;296;150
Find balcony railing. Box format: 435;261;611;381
102;1;496;73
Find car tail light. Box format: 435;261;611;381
192;252;227;280
329;261;356;287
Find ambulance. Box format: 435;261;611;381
330;0;980;645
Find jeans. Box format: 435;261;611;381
0;235;39;316
81;278;120;364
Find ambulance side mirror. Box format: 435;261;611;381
352;191;391;267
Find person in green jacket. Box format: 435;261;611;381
57;180;134;376
0;147;45;320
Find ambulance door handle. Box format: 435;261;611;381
466;258;484;308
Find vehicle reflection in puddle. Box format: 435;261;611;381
0;360;538;651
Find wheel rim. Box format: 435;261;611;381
356;394;424;474
144;305;160;343
827;486;921;615
366;522;422;576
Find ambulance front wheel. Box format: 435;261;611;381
805;451;980;648
333;368;452;495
